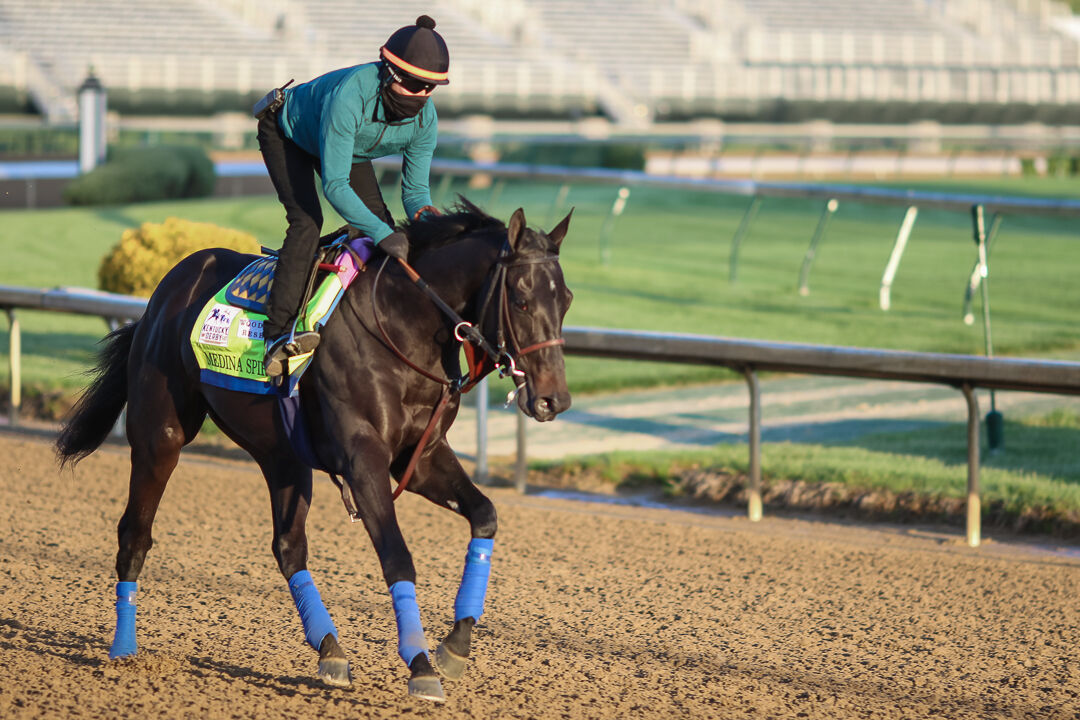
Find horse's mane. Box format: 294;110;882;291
402;197;505;256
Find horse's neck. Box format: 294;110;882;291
411;233;503;316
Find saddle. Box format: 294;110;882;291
189;227;373;397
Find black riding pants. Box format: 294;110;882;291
257;109;394;338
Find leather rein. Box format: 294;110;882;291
368;247;563;500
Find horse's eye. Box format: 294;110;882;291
514;298;529;312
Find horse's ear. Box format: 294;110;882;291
548;208;573;250
508;207;526;250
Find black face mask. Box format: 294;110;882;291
381;84;428;121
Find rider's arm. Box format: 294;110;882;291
400;107;438;221
319;96;395;242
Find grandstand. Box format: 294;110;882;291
0;0;1078;125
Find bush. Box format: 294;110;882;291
98;217;259;296
63;145;217;206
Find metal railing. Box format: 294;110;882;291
0;286;146;431
4;284;1080;547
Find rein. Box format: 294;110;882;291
364;248;561;502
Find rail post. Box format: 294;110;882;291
515;408;527;493
967;205;1004;449
488;178;506;211
475;376;489;485
433;172;454;206
962;210;1002;326
547;183;571;227
961;383;982;547
729;194;762;284
879;205;919;310
598;186;631;265
6;309;20;426
798;198;839;296
742;366;763;522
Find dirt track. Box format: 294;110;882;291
1;430;1078;719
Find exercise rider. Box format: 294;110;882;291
255;14;449;377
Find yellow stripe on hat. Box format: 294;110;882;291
380;47;448;82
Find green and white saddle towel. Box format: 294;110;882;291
190;235;372;396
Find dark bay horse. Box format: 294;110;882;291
55;201;574;702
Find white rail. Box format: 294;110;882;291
4;284;1080;547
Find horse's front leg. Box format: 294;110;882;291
407;439;497;681
337;437;446;702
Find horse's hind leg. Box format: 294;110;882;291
407;440;498;681
203;389;351;688
110;374;206;659
258;453;351;688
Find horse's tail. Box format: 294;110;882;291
56;321;137;468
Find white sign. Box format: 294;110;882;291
237;317;264;341
198;305;239;347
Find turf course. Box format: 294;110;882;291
2;175;1079;392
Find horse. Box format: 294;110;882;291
55;200;574;702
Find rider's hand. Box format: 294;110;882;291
378;231;409;261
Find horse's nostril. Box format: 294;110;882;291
535;398;551;414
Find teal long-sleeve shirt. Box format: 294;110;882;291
277;62;437;242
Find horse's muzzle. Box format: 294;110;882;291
518;388;571;422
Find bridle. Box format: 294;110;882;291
358;244;563;504
373;243;563;398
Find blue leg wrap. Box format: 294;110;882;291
454;537;494;622
109;581;138;660
388;581;428;665
288;570;338;651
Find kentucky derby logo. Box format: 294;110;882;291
198;305;239;347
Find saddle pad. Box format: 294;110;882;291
189;235;372;397
224;255;276;313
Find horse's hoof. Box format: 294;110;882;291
408;675;446;702
434;642;467;680
317;656;352;688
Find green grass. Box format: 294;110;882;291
531;409;1080;521
1;176;1079;394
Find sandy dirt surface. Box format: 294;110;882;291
1;430;1078;720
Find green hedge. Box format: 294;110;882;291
63;145;216;205
0;126;76;155
499;141;647;170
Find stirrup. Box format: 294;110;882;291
264;331;321;377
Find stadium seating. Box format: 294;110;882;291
0;0;1077;124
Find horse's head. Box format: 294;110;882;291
499;207;573;422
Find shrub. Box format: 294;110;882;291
63;145;217;206
98;217;259;296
